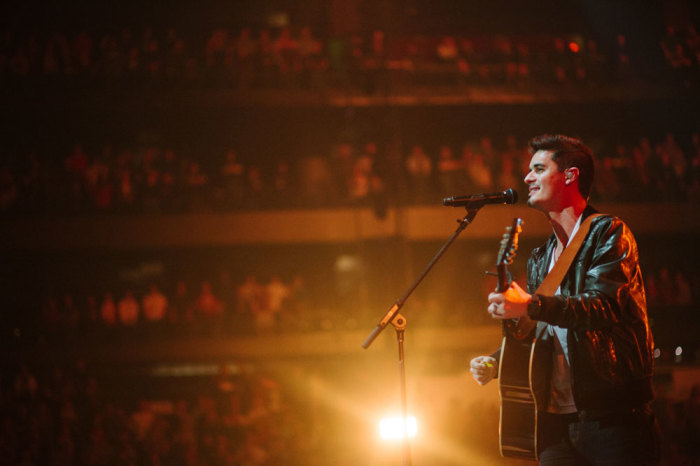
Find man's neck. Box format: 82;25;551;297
547;200;587;248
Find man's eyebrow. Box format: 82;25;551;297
530;163;546;169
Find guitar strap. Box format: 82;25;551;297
535;213;602;296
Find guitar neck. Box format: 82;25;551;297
496;263;509;293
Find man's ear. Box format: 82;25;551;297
564;167;579;185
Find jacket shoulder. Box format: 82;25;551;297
587;211;634;241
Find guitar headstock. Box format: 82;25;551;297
495;218;523;292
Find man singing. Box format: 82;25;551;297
470;134;660;465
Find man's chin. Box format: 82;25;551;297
526;197;544;210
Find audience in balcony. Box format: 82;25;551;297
28;255;696;350
2;19;696;91
1;130;700;218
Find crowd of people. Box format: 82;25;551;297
27;258;697;348
1;20;696;93
38;272;315;343
1;352;699;464
3;7;699;465
1;130;699;218
1;360;319;465
660;24;700;88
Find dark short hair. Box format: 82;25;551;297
528;134;595;199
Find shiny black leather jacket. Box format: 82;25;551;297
526;206;655;412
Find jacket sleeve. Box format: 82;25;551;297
527;217;645;331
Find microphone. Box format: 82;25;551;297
443;188;518;208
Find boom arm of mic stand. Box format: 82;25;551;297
361;208;480;349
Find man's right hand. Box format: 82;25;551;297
469;356;497;385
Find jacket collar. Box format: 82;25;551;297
533;204;599;265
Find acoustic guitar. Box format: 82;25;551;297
493;218;540;460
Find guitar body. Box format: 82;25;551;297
491;218;540;460
498;323;539;460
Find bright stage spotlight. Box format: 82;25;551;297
378;416;418;440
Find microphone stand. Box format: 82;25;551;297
362;207;481;466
